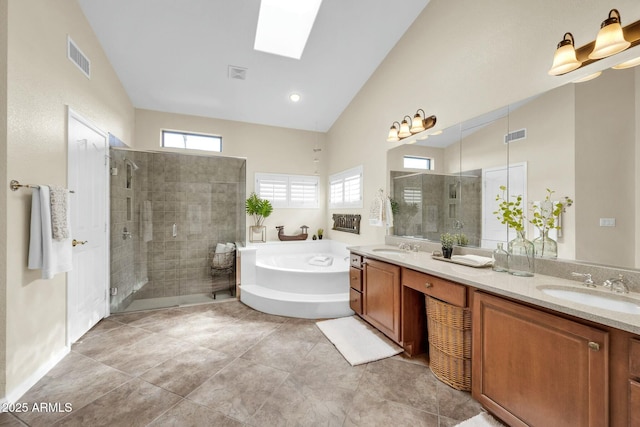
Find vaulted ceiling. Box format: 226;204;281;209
78;0;430;132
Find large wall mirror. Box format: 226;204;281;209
388;66;640;270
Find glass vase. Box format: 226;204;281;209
533;230;558;259
508;231;534;277
492;243;509;272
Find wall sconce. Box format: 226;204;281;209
386;110;437;142
548;8;640;76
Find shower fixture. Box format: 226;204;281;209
124;158;139;171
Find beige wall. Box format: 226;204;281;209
134;109;327;241
325;0;640;246
575;68;636;267
4;0;134;397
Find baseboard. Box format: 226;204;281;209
3;345;70;404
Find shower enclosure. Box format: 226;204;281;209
109;148;246;312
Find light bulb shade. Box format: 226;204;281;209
572;71;602;83
410;110;426;133
548;33;581;76
398;117;412;138
589;10;630;60
386;122;400;142
612;56;640;69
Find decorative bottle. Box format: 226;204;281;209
508;230;535;277
532;230;558;259
492;243;508;272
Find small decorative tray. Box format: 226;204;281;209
431;254;494;268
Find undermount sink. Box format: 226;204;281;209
371;248;406;255
538;285;640;315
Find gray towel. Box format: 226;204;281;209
49;185;69;241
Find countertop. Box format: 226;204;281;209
348;244;640;335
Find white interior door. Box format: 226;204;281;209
67;108;108;344
481;162;527;249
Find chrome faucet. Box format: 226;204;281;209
603;274;629;294
571;272;596;288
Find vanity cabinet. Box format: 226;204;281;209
349;254;363;315
362;258;401;344
630;339;640;426
473;291;609;427
401;267;470;357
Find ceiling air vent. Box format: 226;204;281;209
504;128;527;144
67;36;90;79
228;65;247;80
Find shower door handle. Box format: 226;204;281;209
172;223;177;238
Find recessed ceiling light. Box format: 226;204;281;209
289;93;301;102
254;0;323;60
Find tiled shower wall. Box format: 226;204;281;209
390;171;481;245
109;149;246;312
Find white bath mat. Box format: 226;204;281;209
455;412;505;427
316;316;403;366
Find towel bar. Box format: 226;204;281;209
10;180;75;193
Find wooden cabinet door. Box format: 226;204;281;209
363;258;401;343
473;292;608;427
630;380;640;427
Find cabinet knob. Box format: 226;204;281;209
351;276;357;280
424;282;433;288
588;341;600;351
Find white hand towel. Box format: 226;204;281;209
49;185;69;241
369;194;383;227
28;186;73;279
385;197;394;229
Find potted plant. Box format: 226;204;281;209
529;188;573;259
454;233;468;246
317;228;324;240
494;185;534;276
440;233;454;259
246;192;273;242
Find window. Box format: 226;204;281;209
255;173;319;208
162;130;222;152
329;165;363;208
403;155;433;170
403;187;422;205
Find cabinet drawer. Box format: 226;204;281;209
630;380;640;427
350;254;363;269
349;267;362;292
350;288;362;315
630;339;640;378
402;268;466;307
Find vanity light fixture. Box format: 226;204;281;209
548;33;582;76
386;111;437;142
572;71;602;83
548;8;640;76
612;55;640;69
387;122;401;142
398;116;413;138
589;9;630;60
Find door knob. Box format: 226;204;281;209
72;239;87;247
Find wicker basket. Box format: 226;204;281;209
426;296;472;391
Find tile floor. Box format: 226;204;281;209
2;300;483;426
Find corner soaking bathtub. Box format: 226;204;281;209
238;240;354;319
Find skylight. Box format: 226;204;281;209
254;0;323;60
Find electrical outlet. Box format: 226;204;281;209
599;218;616;227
